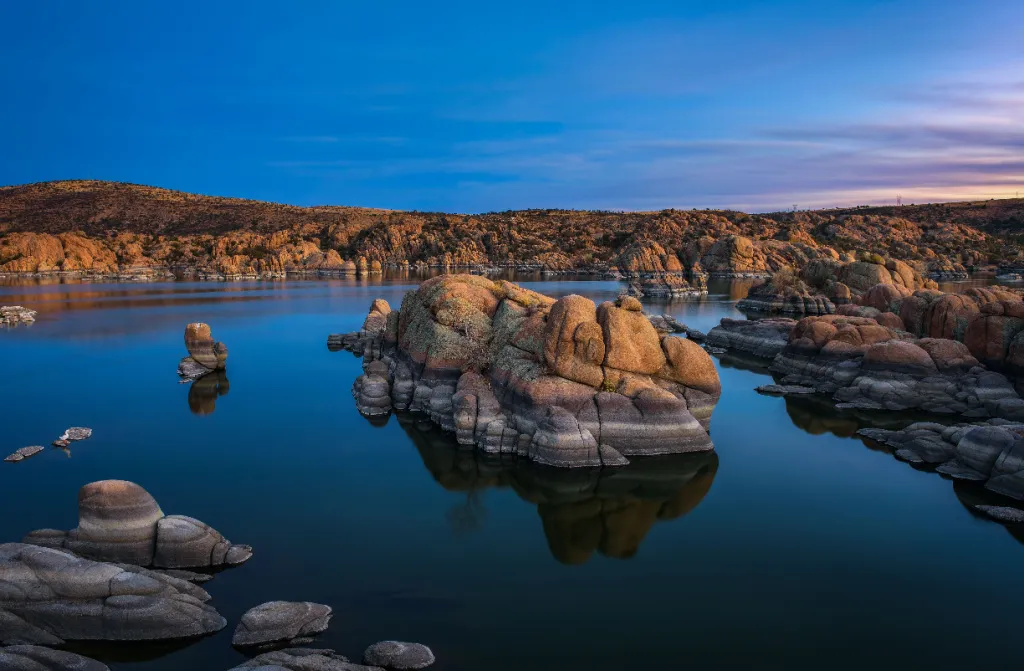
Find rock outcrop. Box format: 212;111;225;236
764;315;1023;419
736;278;835;316
337;276;722;467
4;446;43;463
178;322;228;382
23;480;252;569
232;601;333;648
0;542;226;645
0;306;37;326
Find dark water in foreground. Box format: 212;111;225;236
2;276;1024;670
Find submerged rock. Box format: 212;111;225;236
336;278;722;467
232;601;333;648
4;445;44;463
0;542;226;645
22;480;252;569
228;648;381;670
0;644;109;670
363;641;435;670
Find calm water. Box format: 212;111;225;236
2;276;1024;670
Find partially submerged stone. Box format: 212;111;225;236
60;427;92;441
4;445;44;463
23;480;251;569
232;601;333;648
363;641;435;670
185;322;228;370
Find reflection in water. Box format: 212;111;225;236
394;414;718;565
187;371;230;415
952;481;1024;547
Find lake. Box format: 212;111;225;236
2;275;1023;670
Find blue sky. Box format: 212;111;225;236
2;0;1022;212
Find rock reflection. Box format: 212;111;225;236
187;371;230;415
396;414;718;565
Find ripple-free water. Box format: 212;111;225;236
1;276;1023;670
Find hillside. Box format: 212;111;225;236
1;180;1021;279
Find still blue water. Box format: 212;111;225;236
1;276;1022;670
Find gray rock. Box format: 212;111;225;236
0;306;37;327
755;385;816;395
4;446;44;463
178;356;212;381
0;644;109;670
232;601;333;648
228;647;382;670
362;641;435;670
60;427;92;441
974;505;1024;523
0;543;226;644
706;317;795;359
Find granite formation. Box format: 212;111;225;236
0;542;226;645
334;275;722;467
22;480;252;569
178;323;229;381
0;644;109;670
227;648;383;670
0;306;37;326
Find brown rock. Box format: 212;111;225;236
597;301;666;375
659;336;721;398
544;295;606;387
184;323;228;370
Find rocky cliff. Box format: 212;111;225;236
1;180;1021;279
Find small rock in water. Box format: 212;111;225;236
974;505;1024;523
0;305;38;326
4;445;44;463
52;438;70;448
232;601;333;648
706;346;727;355
228;647;374;670
755;384;816;396
60;427;92;441
363;641;436;670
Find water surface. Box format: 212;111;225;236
2;276;1023;670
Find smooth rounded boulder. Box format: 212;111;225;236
363;641;435;670
232;601;333;648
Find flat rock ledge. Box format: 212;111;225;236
706;318;795;359
232;601;333;648
335;276;723;468
0;644;109;670
363;641;436;670
22;480;252;569
228;647;383;670
755;385;816;396
858;421;1024;499
4;446;44;463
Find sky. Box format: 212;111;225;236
1;0;1022;213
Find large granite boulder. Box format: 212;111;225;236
0;645;109;670
232;601;333;648
0;543;225;644
336;276;722;467
22;480;251;569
